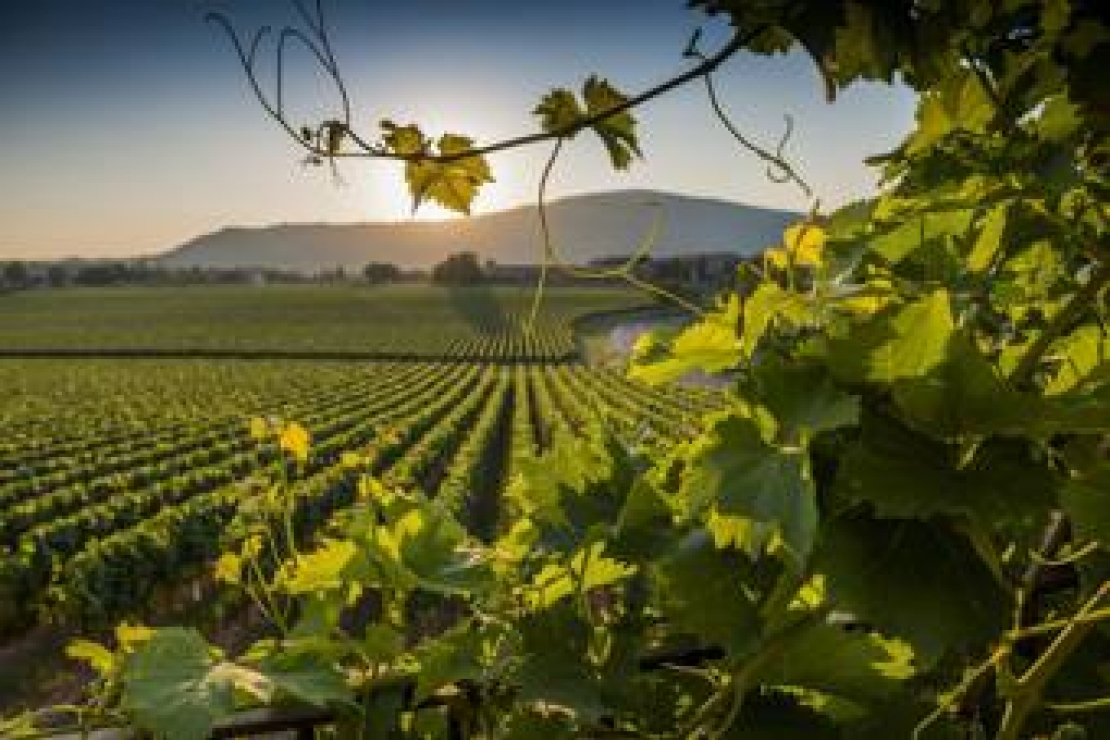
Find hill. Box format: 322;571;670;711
158;190;799;272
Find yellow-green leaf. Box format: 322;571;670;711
534;88;584;134
279;422;311;462
214;552;242;585
66;639;116;676
279;539;357;595
116;622;156;652
582;76;641;170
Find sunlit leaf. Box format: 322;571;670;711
582;76;641;170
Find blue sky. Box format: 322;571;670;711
0;1;917;258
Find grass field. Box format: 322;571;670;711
0;285;716;710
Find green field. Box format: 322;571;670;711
0;285;645;360
0;285;716;708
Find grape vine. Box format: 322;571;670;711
4;1;1107;739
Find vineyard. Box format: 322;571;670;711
0;289;720;712
3;0;1108;737
0;286;642;360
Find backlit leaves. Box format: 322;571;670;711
765;222;827;269
533;77;641;170
534;89;584;133
279;421;311;462
582;76;641;170
380;122;494;215
629;295;741;385
681;412;817;566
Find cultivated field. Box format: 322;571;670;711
0;285;716;708
0;285;644;360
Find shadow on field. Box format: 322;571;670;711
446;285;509;336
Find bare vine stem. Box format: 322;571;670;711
206;8;768;166
524;136;705;323
699;62;813;200
1009;258;1110;388
996;582;1110;740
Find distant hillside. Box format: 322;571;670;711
159;189;799;272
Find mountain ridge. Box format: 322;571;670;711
159;189;800;272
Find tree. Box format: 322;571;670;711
430;251;484;285
363;261;401;285
2;261;30;288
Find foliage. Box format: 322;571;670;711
362;262;402;285
430;252;485;287
12;0;1110;738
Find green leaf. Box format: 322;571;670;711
741;283;812;356
629;297;740;385
827;289;954;385
904;71;995;156
720;689;842;739
278;539;357;595
582;76;641;170
816;515;1010;664
651;529;761;655
967;200;1011;274
1045;324;1110;395
835;411;1057;526
891;333;1028;439
1061;463;1110;545
681;412;817;566
527;541;636;610
515;603;607;721
869;209;974;264
753;363;861;439
256;652;353;708
534;88;584;134
395;506;493;595
758;624;914;705
121;628;235;740
380;120;426;156
414;622;489;701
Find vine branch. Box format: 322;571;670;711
206;7;768;166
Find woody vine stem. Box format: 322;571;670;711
207;0;818;316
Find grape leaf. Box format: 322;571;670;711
583;76;641;170
757;624;914;704
1061;463;1110;545
405;133;494;215
534;88;584;134
527;541;636;610
835;411;1057;526
277;539;357;595
816;514;1010;664
121;628;236;740
629;297;741;385
891;333;1029;439
395;506;494;595
414;622;489;701
869;209;974;264
515;604;607;721
826;289;954;384
681;412;817;566
752;363;861;439
255;652;353;708
380;120;425;155
651;529;761;655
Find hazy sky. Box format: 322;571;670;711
0;1;917;259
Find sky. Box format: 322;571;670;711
0;1;918;259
